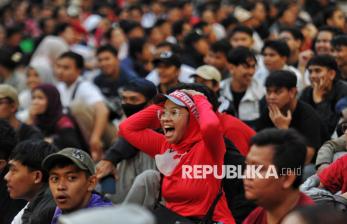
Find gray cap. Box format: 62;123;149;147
42;148;95;175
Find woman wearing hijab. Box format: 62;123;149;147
27;84;85;150
119;90;235;223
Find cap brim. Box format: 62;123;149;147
42;154;88;172
163;94;186;107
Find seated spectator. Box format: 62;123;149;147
96;79;157;202
316;120;347;173
146;41;194;85
5;140;57;223
0;119;26;224
220;47;265;127
318;153;347;198
300;55;347;138
152;51;182;94
42;148;113;224
331;35;347;81
119;89;235;223
55;51;115;161
256;70;324;164
27;84;86;149
278;27;304;68
94;44;137;120
18;63;55;117
243;128;314;224
255;40;304;92
204;39;231;79
0;84;42;141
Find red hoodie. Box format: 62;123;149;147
218;113;256;156
119;94;235;224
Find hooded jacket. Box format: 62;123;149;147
51;193;112;224
119;92;235;224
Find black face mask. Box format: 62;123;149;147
121;102;148;117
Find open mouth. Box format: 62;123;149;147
56;195;68;204
163;126;175;137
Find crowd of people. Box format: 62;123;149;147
2;0;347;223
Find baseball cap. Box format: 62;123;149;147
0;84;19;106
191;65;221;82
42;148;95;175
162;90;199;119
153;51;181;68
233;6;252;23
123;78;157;100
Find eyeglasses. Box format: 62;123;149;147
157;108;184;120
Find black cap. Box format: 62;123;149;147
123;78;158;100
153;51;181;68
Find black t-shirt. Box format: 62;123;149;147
231;90;246;115
256;101;323;151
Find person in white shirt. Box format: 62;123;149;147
55;51;113;161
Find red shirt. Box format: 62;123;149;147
119;95;235;224
319;154;347;194
218;113;256;156
243;192;314;224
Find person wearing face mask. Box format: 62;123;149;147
96;78;158;202
119;89;235;223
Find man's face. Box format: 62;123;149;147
230;32;253;49
97;51;119;76
5;160;40;200
243;145;282;206
315;31;333;55
263;48;287;72
194;38;210;56
266;87;294;111
229;59;256;88
157;63;179;85
308;65;335;88
279;32;300;53
332;45;347;68
204;51;228;71
49;165;96;213
193;76;219;93
327;10;345;30
121;90;146;105
55;58;80;86
0;98;16;119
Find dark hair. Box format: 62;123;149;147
123;78;157;101
331;35;347;48
172;20;188;37
58;51;84;70
262;40;291;58
210;39;231;56
229;25;253;38
307;54;338;71
265;70;297;89
9;141;58;182
128;37;147;59
280;27;304;41
167;83;219;112
324;6;342;24
0;119;16;160
221;15;238;29
53;22;71;36
118;20;142;35
318;25;343;36
227;46;257;65
250;128;307;188
96;44;118;57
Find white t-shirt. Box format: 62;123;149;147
57;77;104;108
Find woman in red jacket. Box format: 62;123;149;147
119;89;235;224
